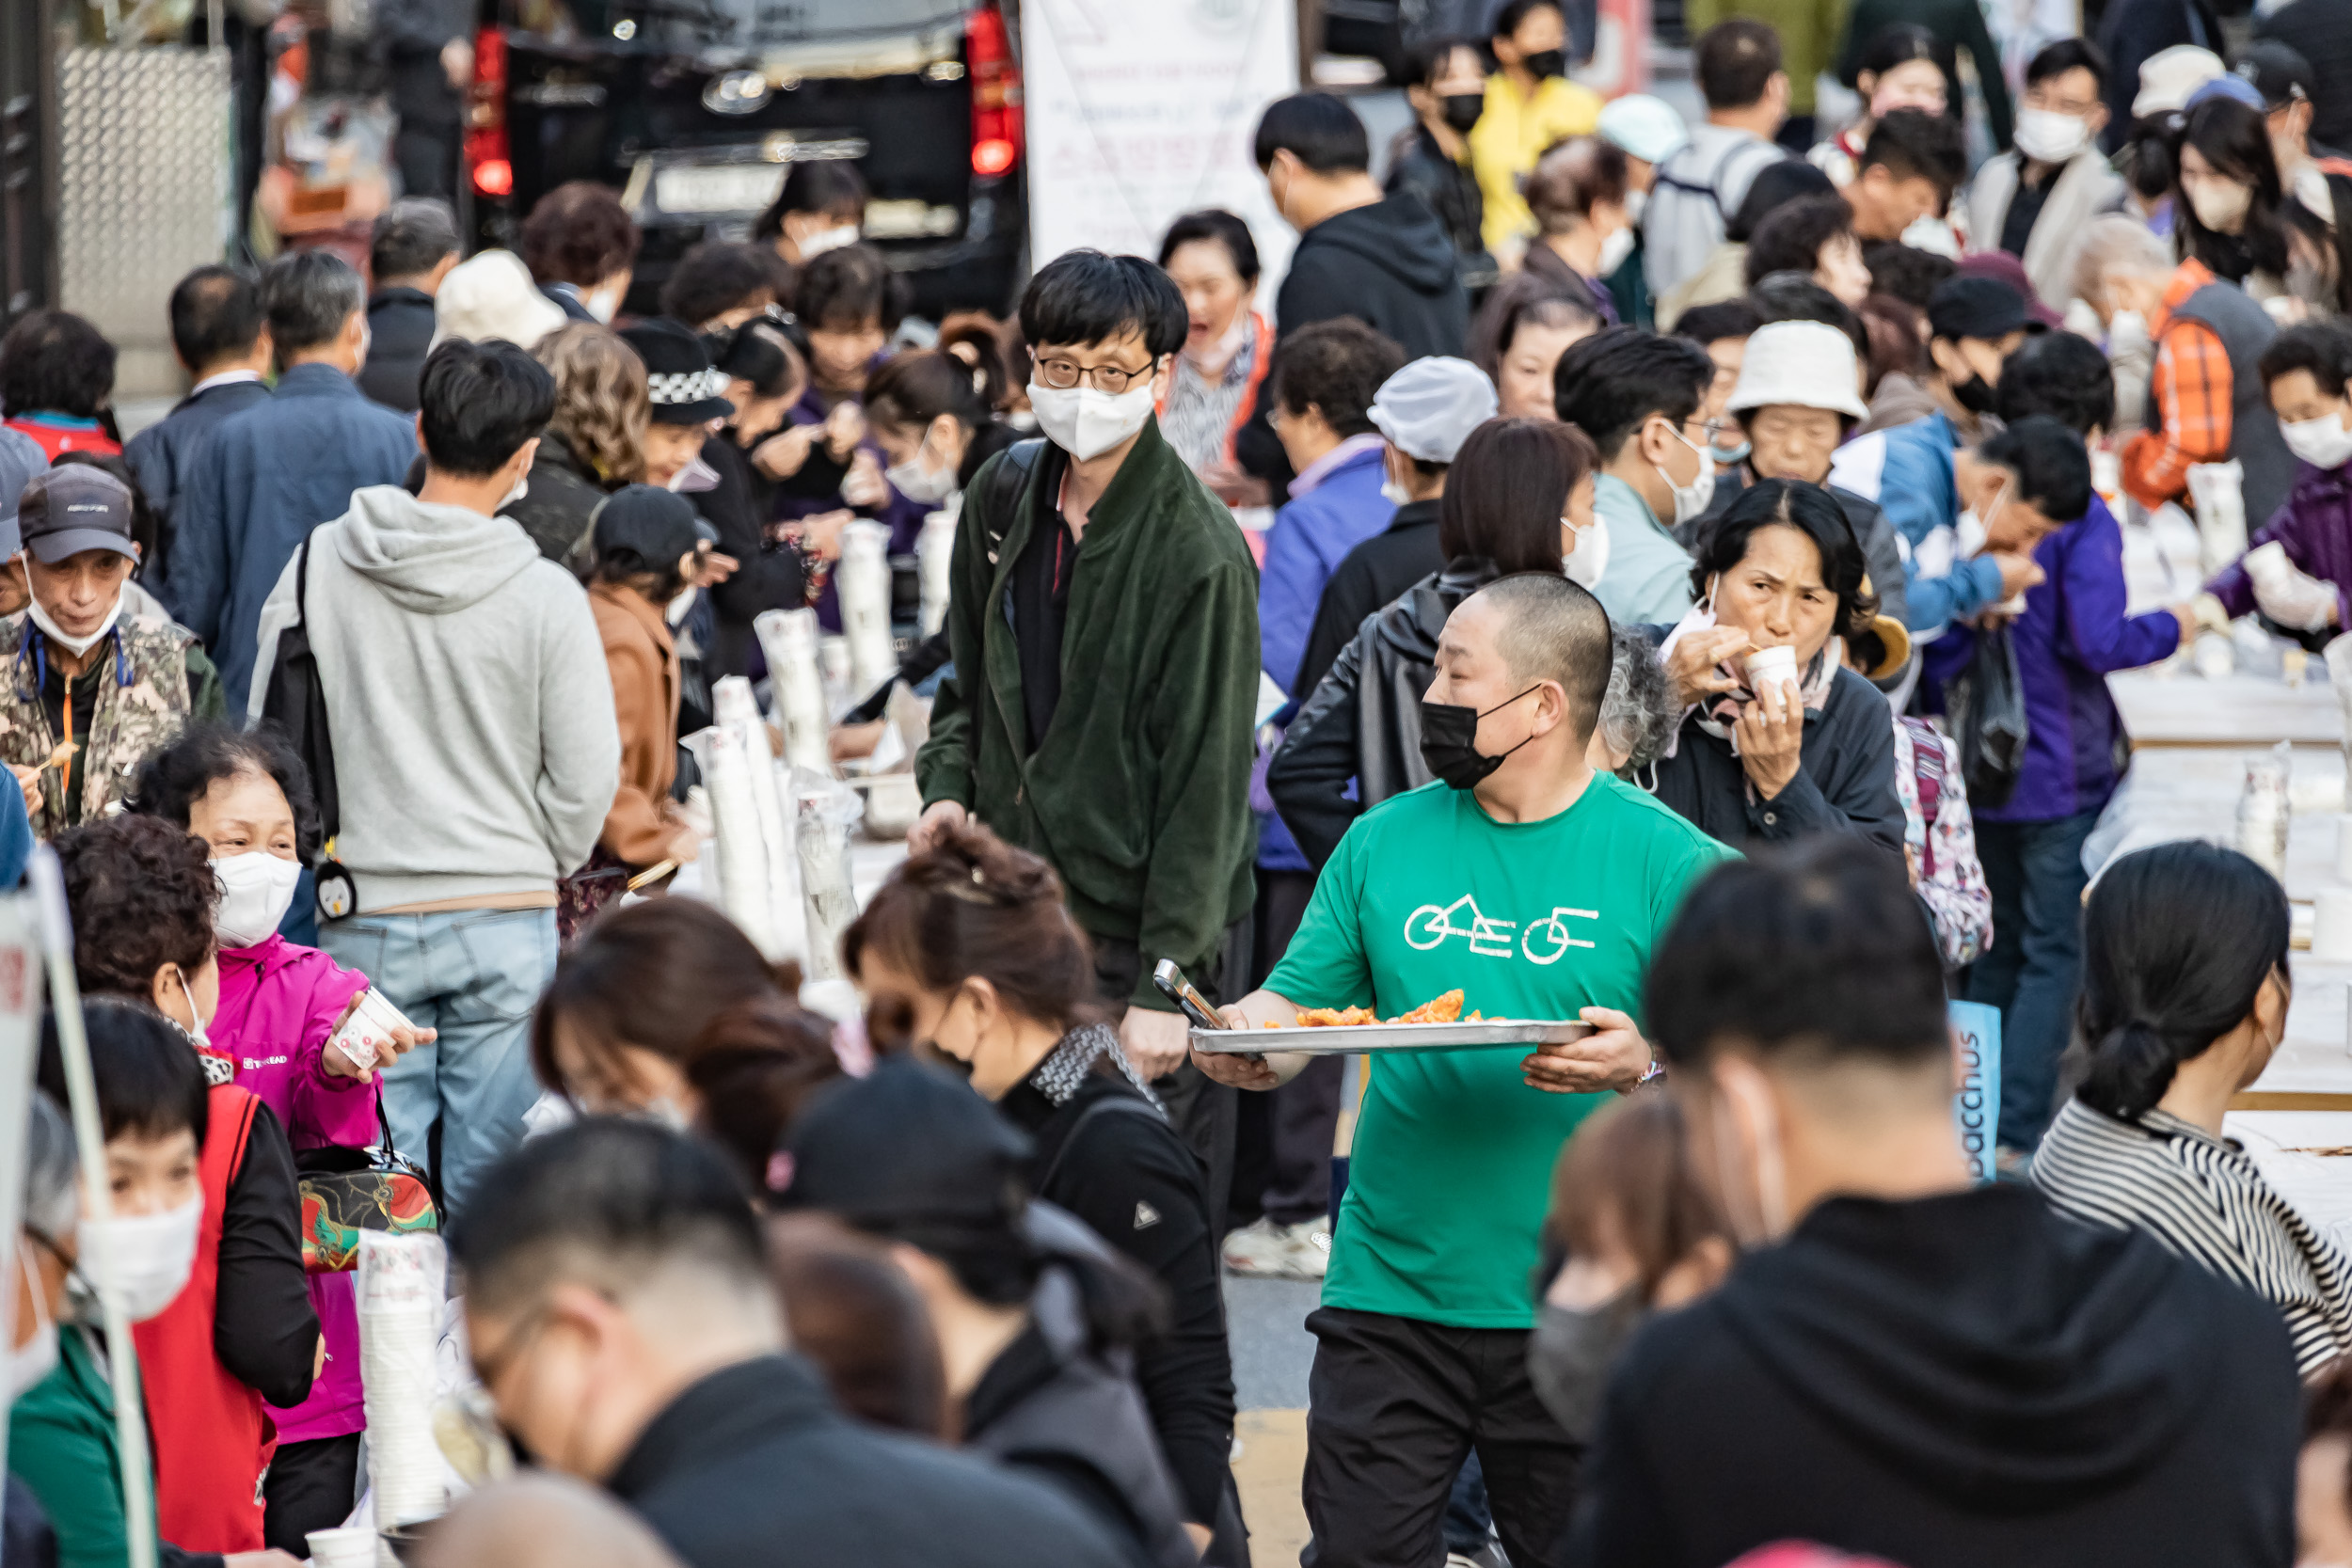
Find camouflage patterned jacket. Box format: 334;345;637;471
0;611;226;838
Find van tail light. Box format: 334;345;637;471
466;25;512;198
967;2;1022;178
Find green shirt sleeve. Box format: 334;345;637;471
10;1333;134;1568
185;645;226;722
1263;819;1375;1009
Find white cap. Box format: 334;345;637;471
1597;94;1689;166
2133;45;2226;118
1726;321;1867;420
1368;356;1499;464
431;249;569;352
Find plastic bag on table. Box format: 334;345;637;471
2185;459;2249;582
681;725;781;956
755;608;834;775
1944;623;2029;811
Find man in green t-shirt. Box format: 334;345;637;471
1196;573;1735;1568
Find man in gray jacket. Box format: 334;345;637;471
250;338;620;1215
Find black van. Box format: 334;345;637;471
465;0;1026;320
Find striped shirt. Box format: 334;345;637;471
2035;1096;2352;1377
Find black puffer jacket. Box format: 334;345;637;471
1383;126;1499;299
1267;558;1499;868
502;428;613;571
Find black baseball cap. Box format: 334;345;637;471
18;466;137;563
1926;276;2044;344
589;484;705;574
2234;40;2314;111
771;1055;1033;1228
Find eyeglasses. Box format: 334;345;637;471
1034;356;1160;393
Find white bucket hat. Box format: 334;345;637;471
2133;45;2226;118
1369;356;1500;464
1726;321;1867;421
431;249;568;352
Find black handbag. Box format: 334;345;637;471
1946;623;2030;812
259;533;356;920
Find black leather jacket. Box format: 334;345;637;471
1383;125;1500;297
1266;558;1500;868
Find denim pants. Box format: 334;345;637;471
1967;809;2100;1150
319;907;559;1218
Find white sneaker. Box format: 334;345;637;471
1222;1217;1331;1279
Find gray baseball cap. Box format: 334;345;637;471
0;429;45;560
18;465;137;563
1369;356;1500;466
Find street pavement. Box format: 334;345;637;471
1227;1273;1321;1410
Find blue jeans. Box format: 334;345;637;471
319;907;558;1218
1967;809;2100;1151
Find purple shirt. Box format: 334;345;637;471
774;377;929;631
2206;459;2352;627
212;933;374;1444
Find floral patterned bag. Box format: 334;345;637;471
294;1098;437;1273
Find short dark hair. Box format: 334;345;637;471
2026;35;2108;91
1671;299;1763;347
1689;478;1876;634
371;198;461;281
1748;274;1870;367
1018;249;1187;358
451;1118;768;1318
1438;417;1596;571
53;814;216;1002
1156;209;1262;287
1696;19;1784;111
1470;573;1613;740
1647;835;1949;1070
753;160;869;241
1253;92;1371;174
1470;273;1600;386
1979;414;2092;521
795;243;908;335
1994;330;2116;436
660;242;776;328
1491;0;1565;40
1858;242;1955;310
1859;107;1966;198
166;267;264;376
39;1000;208;1149
0;311;116;420
1270;318;1406;437
1525;138;1630;232
126;721;324;865
1850;22;1943;88
260;251;364;359
1403;33;1481;90
420;339;557;478
518;181;642;288
1726;160;1836;244
1552;325;1713;458
1743;195;1857;288
2260;320;2352;396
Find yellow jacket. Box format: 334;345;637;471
1469;72;1603;251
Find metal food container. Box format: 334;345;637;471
1190;1019;1595;1056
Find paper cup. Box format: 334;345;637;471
309;1528;379;1568
2315;889;2352;962
1742;644;1799;697
2337;817;2352;883
330;989;413;1074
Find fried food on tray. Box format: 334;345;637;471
1394;990;1464;1024
1290;990;1469;1027
1296;1005;1377;1027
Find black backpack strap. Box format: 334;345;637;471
980;437;1046;562
1037;1093;1166;1193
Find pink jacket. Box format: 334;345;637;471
212;933;375;1444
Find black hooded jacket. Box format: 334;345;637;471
1566;1183;2300;1568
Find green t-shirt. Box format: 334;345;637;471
1265;774;1737;1328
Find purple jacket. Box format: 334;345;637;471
775;378;929;631
1925;495;2182;823
2206;460;2352;626
212;934;374;1444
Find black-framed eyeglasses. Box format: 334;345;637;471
1035;356;1160;393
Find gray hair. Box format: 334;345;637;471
1596;626;1678;774
372;198;462;282
260;250;366;359
24;1092;76;1244
2069;215;2173;309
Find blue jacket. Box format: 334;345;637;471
121;374;274;533
1923;494;2182;822
1258;440;1392;872
1829;411;2007;635
162;363;416;708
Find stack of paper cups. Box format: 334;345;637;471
755;609;834;775
2186;460;2249;582
712;676;795;935
2238;748;2292;878
2336;817;2352;882
698;723;780;956
358;1232;447;1543
307;1528;378;1568
797;784;859;981
916;508;957;637
2317;889;2352;962
837;519;898;700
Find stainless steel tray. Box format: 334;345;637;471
1191;1020;1594;1055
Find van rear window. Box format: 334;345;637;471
501;0;972;46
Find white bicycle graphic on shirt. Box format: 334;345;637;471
1404;897;1597;963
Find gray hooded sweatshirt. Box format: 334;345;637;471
249;483;619;911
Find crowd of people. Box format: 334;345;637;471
19;0;2352;1563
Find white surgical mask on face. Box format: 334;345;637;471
1624;188;1646;226
1655;421;1716;527
78;1193;202;1323
1597;225;1637;277
1564;514;1611;588
10;1245;56;1396
2011;108;2090;164
1382;477;1414;506
2187;178;2253;232
213;851;303;950
501;467;531;510
799;225;859;259
2283;409;2352;469
585;283;622;325
21;560;122;658
884;430;960;504
1025;375;1158;461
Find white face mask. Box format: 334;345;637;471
1382;477;1414;506
214;851;303;950
585;283;623;325
1708;1069;1788;1247
501;467;532;510
2011;108;2090;165
1654;420;1716;527
1624;188;1646;226
1564;514;1611;588
1597;225;1637;277
21;560;124;658
79;1193;202;1323
884;430;960;504
1025;375;1158;462
798;225;859;259
11;1244;56;1396
2187;178;2253;232
2282;409;2352;469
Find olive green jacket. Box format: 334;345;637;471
916;420;1258;1008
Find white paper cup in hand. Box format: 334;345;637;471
2316;889;2352;962
308;1527;378;1568
330;989;412;1074
1742;644;1800;700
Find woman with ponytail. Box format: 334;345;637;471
2034;839;2352;1375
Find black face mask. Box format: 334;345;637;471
1439;92;1485;134
1522;47;1566;78
1419;686;1543;790
1951;372;1998;415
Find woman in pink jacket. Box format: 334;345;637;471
129;723;433;1556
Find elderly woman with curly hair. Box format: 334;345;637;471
503;322;651;570
52;812;321;1558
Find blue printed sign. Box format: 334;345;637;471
1950;1000;2002;1182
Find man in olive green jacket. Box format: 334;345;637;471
914;250;1259;1187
